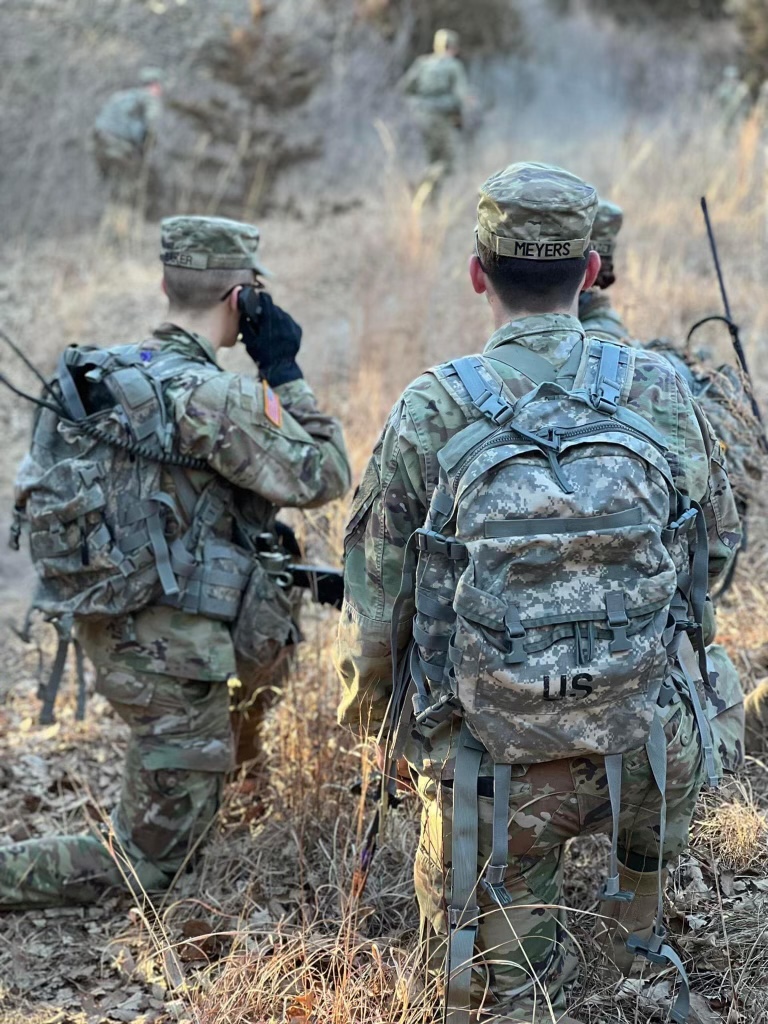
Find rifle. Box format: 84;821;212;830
688;196;767;451
350;771;402;900
287;564;344;610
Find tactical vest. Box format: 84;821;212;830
386;337;718;1022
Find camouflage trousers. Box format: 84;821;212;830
0;659;284;910
412;693;705;1022
413;107;459;195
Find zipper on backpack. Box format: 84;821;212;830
452;419;665;491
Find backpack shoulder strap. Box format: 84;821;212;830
589;340;630;413
487;335;586;388
485;343;557;386
449;356;516;426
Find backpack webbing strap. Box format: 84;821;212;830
38;631;71;726
450;358;515;425
73;639;87;722
487;336;585;390
56;353;88;421
486;343;557;386
554;336;587;389
590;342;629;413
445;721;484;1024
599;754;633;902
678;633;719;789
626;712;691;1024
481;763;512;906
146;494;181;597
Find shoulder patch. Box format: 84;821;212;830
263;380;282;428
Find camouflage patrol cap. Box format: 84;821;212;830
591;199;623;258
434;29;460;54
160;215;271;275
477;162;598;261
139;66;164;85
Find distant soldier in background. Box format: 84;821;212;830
714;65;751;130
92;67;164;198
399;29;468;201
578;198;631;342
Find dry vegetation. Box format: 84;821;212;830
1;3;768;1023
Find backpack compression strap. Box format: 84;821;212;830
625;711;692;1024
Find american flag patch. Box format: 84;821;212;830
263;380;282;427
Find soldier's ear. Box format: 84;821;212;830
160;277;168;296
229;286;244;312
582;249;602;292
469;254;487;295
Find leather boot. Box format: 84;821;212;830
594;863;668;977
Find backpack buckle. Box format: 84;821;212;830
503;607;527;664
605;591;631;653
626;925;667;962
476;390;515;425
599;873;634;902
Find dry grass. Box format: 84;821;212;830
696;782;768;872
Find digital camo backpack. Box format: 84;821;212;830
389;337;717;1023
13;343;252;624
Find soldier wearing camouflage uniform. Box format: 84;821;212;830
335;164;741;1022
399;29;468;199
92;67;163;193
584;202;751;771
578;198;630;343
0;216;350;909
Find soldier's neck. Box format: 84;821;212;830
493;298;579;330
166;307;231;351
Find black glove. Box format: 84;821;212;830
238;288;303;387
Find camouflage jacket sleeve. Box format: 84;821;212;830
335;377;454;733
174;372;351;509
689;394;743;586
398;57;426;95
648;364;742;586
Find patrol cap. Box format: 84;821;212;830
476;161;598;261
140;66;164;85
160;215;271;275
434;28;460;54
591;199;623;258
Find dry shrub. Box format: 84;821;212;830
186;933;437;1024
727;0;768;93
695;782;768;871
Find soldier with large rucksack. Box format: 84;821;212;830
0;215;350;909
335;163;742;1023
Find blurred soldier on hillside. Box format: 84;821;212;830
578;198;630;342
336;162;742;1022
0;217;350;909
92;67;164;195
714;65;751;129
399;29;468;201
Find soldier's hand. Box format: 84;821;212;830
239;289;303;387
